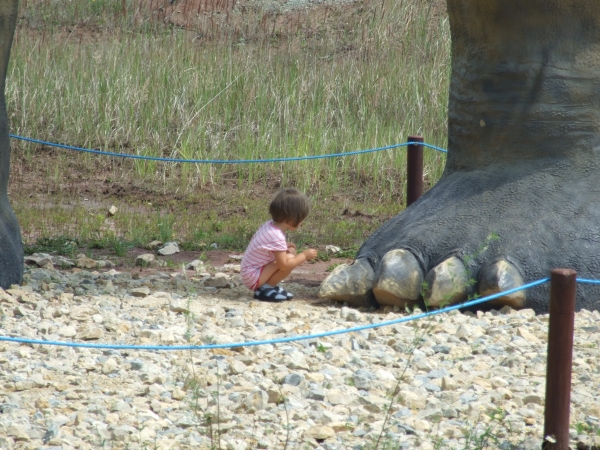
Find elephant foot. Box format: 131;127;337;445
0;198;23;288
318;161;600;313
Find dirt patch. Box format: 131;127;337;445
149;0;361;33
90;247;351;293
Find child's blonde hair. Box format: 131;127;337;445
269;188;310;227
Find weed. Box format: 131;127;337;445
112;238;131;257
155;209;176;243
336;248;358;259
458;408;519;450
373;310;437;450
326;263;341;272
374;235;501;450
316;250;331;262
181;294;223;449
573;421;600;437
211;233;247;250
24;236;78;257
276;383;291;450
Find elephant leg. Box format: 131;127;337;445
0;1;23;288
319;0;600;313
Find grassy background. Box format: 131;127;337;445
8;0;450;255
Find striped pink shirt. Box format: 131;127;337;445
241;221;287;290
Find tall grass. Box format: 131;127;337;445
8;0;450;248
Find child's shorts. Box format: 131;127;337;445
241;266;264;290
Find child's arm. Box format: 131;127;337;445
272;248;317;271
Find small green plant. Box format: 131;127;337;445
181;295;223;449
336;248;358;259
316;250;331;262
275;384;291;450
24;236;78;257
326;263;341;272
573;421;600;437
460;408;508;449
463;232;500;300
374;235;500;450
316;343;327;353
112;237;131;257
463;232;500;267
156;209;176;242
211;234;247;250
373;312;438;449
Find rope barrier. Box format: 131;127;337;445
0;277;549;351
575;278;600;285
9;134;447;163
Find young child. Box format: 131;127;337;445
241;188;318;302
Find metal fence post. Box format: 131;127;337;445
543;268;577;449
406;135;424;207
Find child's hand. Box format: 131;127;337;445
303;249;318;261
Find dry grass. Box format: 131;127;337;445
9;0;450;252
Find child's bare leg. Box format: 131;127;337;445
256;254;296;288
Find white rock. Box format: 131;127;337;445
326;389;354;405
516;326;542;344
186;259;205;270
400;390;427;409
7;424;30;441
136;253;157;266
77;325;105;340
57;325;77;337
341;306;363;321
523;394;544;406
204;273;232;288
169;298;190;313
145;240;163;249
70;305;94;321
76;256;98;269
244;390;268;412
305;425;335;440
102;358;119;374
223;263;241;273
158;242;180;255
325;245;341;255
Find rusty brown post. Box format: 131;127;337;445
406;135;424;207
543;269;577;450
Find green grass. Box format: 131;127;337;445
9;0;450;252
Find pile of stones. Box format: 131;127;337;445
0;255;599;449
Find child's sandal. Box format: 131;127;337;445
253;286;288;302
277;286;293;300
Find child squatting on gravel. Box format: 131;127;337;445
241;188;318;302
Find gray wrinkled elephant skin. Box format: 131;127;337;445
319;0;600;313
0;2;23;289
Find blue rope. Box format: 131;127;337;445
576;278;600;285
9;134;447;163
0;278;548;351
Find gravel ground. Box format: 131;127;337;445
0;258;599;450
